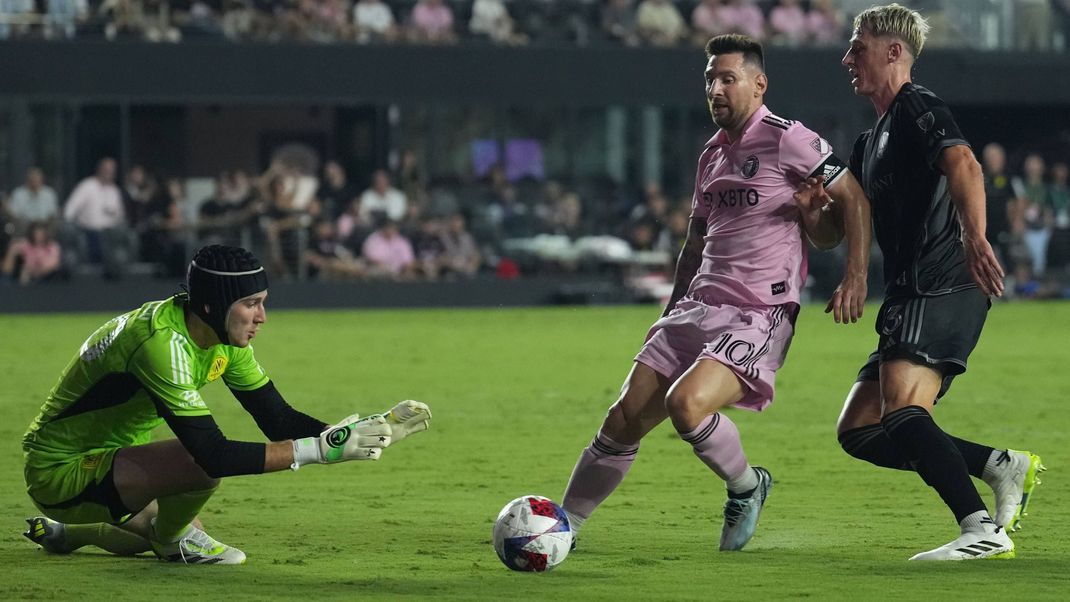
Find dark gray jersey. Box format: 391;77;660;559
849;83;976;297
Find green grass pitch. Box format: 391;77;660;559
1;301;1068;600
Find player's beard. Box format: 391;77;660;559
710;103;738;131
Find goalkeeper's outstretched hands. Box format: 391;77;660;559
380;400;432;444
291;414;391;469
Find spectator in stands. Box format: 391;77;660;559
1046;161;1070;284
317;160;357;220
396;149;428;212
122;164;157;232
807;0;844;47
470;0;527;45
655;206;689;257
261;166;320;278
221;0;255;40
7;167;59;233
484;165;533;238
768;0;806;47
305;219;366;280
1;221;63;285
408;0;456;45
63;157;129;273
358;168;407;224
1015;153;1053;282
352;0;398;43
690;0;723;46
199;172;257;246
981;143;1018;281
302;0;348;43
45;0;88;39
142;0;181;41
101;0;147;40
362;218;416;279
1016;0;1053;51
635;0;687;47
717;0;764;41
438;213;481;278
602;0;640;47
143;177;189;277
0;0;36;39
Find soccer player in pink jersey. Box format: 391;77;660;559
560;34;873;552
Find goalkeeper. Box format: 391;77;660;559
21;244;432;565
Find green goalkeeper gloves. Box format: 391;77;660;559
291;415;391;469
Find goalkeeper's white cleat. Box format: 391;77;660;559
23;517;72;554
383;400;432;443
151;522;247;565
984;449;1045;532
908;527;1014;561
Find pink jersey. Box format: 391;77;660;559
688;105;846;308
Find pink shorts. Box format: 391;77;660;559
634;298;797;412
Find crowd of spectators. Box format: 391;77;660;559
3;143;1069;299
1;0;1068;51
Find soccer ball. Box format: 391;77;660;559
492;495;572;572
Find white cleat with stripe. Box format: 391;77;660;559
908;527;1014;561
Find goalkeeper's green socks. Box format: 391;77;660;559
152;486;217;543
64;522;153;555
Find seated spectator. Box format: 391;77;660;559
317;160;357;220
101;0;147;40
259;164;321;278
602;0;639;47
358;168;408;225
807;0;844;47
305;219;367;280
122;164;157;234
469;0;527;45
353;0;398;43
301;0;348;43
8;167;59;234
63;157;131;276
221;0;255;40
718;0;764;40
198;172;262;246
691;0;724;46
1047;162;1070;282
396;149;429;211
143;177;189;276
438;213;481;278
2;222;63;285
0;0;37;40
636;0;687;47
408;0;456;45
142;0;181;41
768;0;806;46
361;218;416;279
410;217;446;279
45;0;88;39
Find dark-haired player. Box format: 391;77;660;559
560;34;873;552
22;245;432;564
823;3;1043;561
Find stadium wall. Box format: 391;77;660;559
4;41;1070;106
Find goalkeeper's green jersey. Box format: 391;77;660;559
23;296;270;466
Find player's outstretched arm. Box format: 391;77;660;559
940;144;1005;297
289;415;391;469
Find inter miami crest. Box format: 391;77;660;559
741;155;760;179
